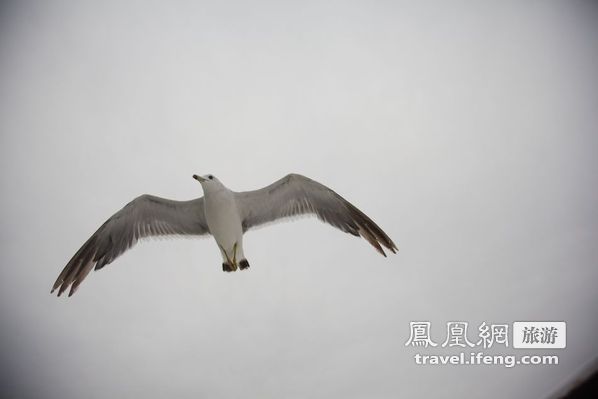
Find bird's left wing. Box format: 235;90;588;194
52;195;208;297
234;174;397;256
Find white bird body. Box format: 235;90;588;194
202;180;246;269
52;173;397;297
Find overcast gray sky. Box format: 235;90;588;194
1;1;597;398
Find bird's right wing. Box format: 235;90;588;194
235;174;397;256
52;195;209;297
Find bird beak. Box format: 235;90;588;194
193;174;206;182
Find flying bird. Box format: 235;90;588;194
52;173;397;297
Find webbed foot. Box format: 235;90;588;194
222;263;235;272
239;259;250;270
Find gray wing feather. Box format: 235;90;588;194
52;195;209;297
235;174;397;256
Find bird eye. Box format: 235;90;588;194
208;175;213;180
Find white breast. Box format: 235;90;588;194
204;189;243;249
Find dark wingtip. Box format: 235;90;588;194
344;201;397;257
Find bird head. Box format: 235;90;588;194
193;174;224;192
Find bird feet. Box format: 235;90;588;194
220;242;242;272
222;262;236;272
239;259;250;270
222;259;249;272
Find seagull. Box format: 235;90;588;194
52;173;397;297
